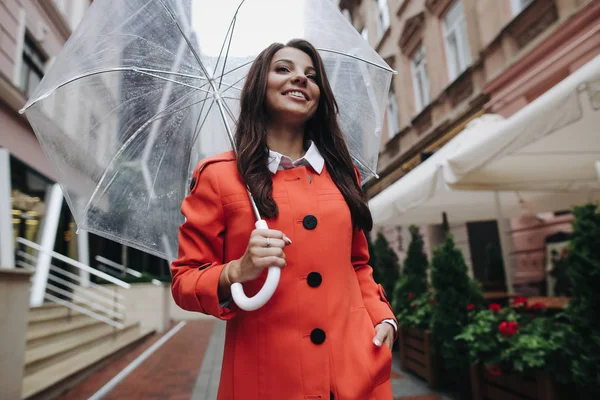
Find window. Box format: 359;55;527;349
19;34;46;98
443;0;471;81
411;44;430;114
510;0;533;14
376;0;390;38
386;87;399;138
361;27;369;42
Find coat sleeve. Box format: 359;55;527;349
170;162;236;320
352;228;397;330
351;166;397;332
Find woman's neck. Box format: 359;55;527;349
266;122;306;162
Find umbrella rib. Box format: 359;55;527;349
316;48;396;74
349;153;379;179
215;0;247;87
83;89;207;216
214;59;254;81
189;92;214;151
157;0;214;84
22;67;207;111
190;99;217;148
134;69;211;93
218;75;247;97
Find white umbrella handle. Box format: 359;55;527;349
230;219;280;311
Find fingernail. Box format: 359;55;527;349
373;338;382;347
284;237;292;244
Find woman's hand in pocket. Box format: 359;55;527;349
373;322;394;351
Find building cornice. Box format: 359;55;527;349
425;0;454;17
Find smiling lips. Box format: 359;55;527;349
283;90;309;101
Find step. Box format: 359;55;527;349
28;312;89;333
28;306;82;323
28;303;68;318
25;322;139;376
27;318;105;348
22;326;155;400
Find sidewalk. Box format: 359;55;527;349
62;319;453;400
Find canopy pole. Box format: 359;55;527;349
494;191;516;294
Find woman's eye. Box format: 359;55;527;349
307;74;317;81
276;66;290;73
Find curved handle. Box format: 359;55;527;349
230;219;281;311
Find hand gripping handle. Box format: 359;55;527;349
230;220;281;311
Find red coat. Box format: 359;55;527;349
171;152;396;400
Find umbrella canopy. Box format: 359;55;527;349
21;0;394;262
446;55;600;193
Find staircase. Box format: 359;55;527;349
22;303;154;400
14;238;158;400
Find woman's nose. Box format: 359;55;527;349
291;73;308;85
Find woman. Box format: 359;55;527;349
171;39;396;400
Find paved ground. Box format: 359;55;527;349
62;319;454;400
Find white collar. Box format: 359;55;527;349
267;140;324;175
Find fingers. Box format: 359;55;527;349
373;323;393;348
252;229;292;245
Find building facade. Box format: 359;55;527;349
339;0;599;293
1;0;170;283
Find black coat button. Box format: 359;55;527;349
302;215;318;230
189;177;197;191
310;328;326;345
307;272;322;288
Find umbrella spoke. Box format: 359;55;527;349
218;74;247;97
23;66;209;111
316;48;396;73
134;69;211;93
214;0;247;86
190;98;216;149
157;0;215;90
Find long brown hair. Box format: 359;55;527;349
235;39;373;231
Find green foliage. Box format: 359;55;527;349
396;291;435;330
456;303;564;375
558;203;600;390
370;232;400;302
392;225;429;316
431;234;484;375
484;243;505;283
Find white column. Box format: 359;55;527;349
0;149;15;269
77;229;90;287
494;192;515;294
30;183;63;306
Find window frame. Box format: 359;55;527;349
411;44;430;114
386;86;400;139
19;34;46;98
442;0;472;82
376;0;391;38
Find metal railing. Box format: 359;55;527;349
16;237;130;329
95;255;163;286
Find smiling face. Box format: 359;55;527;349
265;47;321;125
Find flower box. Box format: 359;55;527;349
470;365;557;400
398;327;439;388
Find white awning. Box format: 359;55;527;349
369;55;600;227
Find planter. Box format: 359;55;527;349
471;365;557;400
398;327;439;388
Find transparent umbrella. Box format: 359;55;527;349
20;0;394;310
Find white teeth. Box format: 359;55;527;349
286;91;306;99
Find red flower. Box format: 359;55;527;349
466;303;475;311
528;302;545;310
498;321;519;338
429;299;437;306
486;365;502;376
489;303;501;313
408;292;415;300
512;296;528;307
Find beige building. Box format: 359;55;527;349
339;0;599;293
